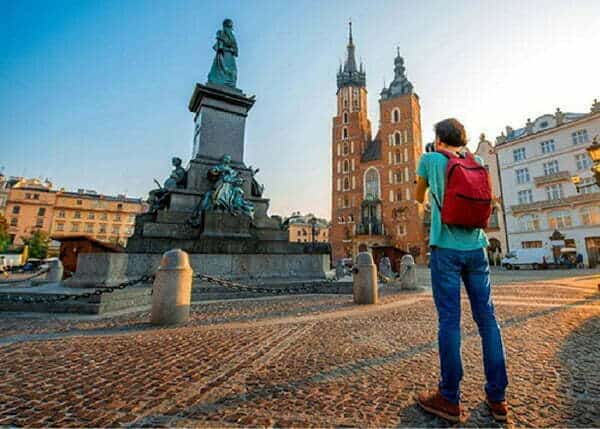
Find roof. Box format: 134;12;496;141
282;213;330;229
361;132;382;162
51;235;125;252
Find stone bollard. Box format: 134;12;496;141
400;254;418;290
352;252;378;304
44;258;64;283
151;249;193;325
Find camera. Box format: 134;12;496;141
425;142;436;153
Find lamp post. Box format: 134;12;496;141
309;217;317;247
571;135;600;192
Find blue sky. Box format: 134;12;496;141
1;0;599;218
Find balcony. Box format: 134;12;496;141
510;191;600;214
356;221;384;236
533;171;571;187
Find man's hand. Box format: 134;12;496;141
416;176;428;203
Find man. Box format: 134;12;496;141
415;118;508;422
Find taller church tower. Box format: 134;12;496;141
330;22;371;262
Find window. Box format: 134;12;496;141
397;224;406;235
343;177;350;191
12;206;20;215
580;177;599;194
55;222;64;232
343;112;348;124
128;214;135;222
37;208;46;217
540;139;555;154
100;213;108;221
580;206;600;225
25;193;31;199
520;214;540;232
35;218;44;228
343;159;349;173
575;153;592;171
57;210;66;218
342;127;348;139
394;171;403;184
545;184;564;200
74;211;81;219
71;222;80;232
342;142;349;155
112;225;120;234
99;224;107;233
364;168;380;199
76;199;82;205
117;203;123;210
343;196;349;208
395;191;402;202
548;210;572;229
33;194;39;200
515;168;530;184
513;148;526;162
88;212;95;220
394;151;402;164
572;129;589;145
543;160;560;176
85;223;94;233
114;214;121;222
392;109;400;123
10;218;17;227
522;241;543;248
394;132;401;146
517;189;533;205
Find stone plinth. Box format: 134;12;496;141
151;249;193;325
188;83;255;163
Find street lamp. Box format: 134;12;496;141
309;217;317;246
571;135;600;191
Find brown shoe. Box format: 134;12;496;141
416;389;462;423
487;398;508;422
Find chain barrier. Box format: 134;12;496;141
196;273;335;295
0;268;51;286
0;274;155;305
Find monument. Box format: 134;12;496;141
70;19;330;286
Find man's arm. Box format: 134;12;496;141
415;176;428;203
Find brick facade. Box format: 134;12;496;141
330;26;426;267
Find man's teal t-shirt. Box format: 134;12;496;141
416;152;489;250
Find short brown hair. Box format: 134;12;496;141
434;118;467;147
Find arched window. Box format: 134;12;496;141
343;159;350;173
364;168;380;200
342;142;349;155
394;132;401;146
342;127;348;139
343;112;349;124
343;196;349;207
343;177;350;191
392;109;400;123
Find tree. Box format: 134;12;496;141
21;230;50;259
0;214;9;252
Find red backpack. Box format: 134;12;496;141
433;150;493;229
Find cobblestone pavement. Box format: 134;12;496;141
0;273;599;427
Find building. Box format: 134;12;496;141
5;178;147;246
54;235;124;278
330;23;426;267
0;174;17;216
283;212;329;243
474;134;508;265
495;100;600;267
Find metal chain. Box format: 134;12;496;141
196;273;330;295
0;274;155;305
0;268;51;285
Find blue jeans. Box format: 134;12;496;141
430;247;508;404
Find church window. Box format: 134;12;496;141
343;196;350;208
395;152;402;164
396;191;402;201
394;172;403;184
343;177;350;191
397;224;406;236
392;109;400;123
343;112;349;124
342;127;348;139
343;142;349;155
343;160;349;173
394;132;401;146
364;168;380;200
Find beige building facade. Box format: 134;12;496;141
475;134;508;265
5;178;146;246
284;212;329;243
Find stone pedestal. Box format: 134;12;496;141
352;252;379;305
188;83;255;163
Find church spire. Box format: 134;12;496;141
337;21;366;90
380;46;414;100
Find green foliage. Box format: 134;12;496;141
21;230;50;259
0;214;10;252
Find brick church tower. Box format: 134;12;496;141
330;26;426;267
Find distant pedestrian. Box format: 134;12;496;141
415;118;508;423
576;253;584;269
